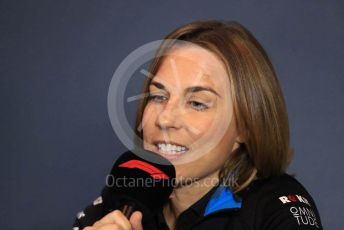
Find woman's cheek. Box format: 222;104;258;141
142;105;155;122
189;112;216;130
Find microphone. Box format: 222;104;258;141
102;149;176;218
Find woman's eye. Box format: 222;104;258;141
188;101;209;111
147;94;209;111
147;95;167;103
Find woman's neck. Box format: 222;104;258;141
163;174;219;229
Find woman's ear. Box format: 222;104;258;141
235;130;247;144
235;136;244;144
232;129;246;151
231;141;241;152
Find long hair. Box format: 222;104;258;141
134;20;292;193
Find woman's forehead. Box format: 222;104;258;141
164;44;226;74
154;45;229;89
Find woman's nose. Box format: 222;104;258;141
155;100;183;130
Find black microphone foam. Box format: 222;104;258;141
103;149;176;217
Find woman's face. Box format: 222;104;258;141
142;44;241;185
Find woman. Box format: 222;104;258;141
74;20;323;230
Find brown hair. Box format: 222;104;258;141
134;20;292;193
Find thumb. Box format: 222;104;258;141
129;211;143;230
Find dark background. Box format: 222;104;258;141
1;0;343;229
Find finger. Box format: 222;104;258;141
86;223;124;230
93;210;131;229
129;211;143;230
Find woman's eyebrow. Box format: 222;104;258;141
150;81;166;90
150;80;221;98
186;86;221;98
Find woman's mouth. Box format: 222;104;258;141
152;142;189;160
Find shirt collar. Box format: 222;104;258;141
156;182;243;229
203;183;242;216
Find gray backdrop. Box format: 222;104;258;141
1;0;343;229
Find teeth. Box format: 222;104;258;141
157;143;187;154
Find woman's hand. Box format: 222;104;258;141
84;210;143;230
